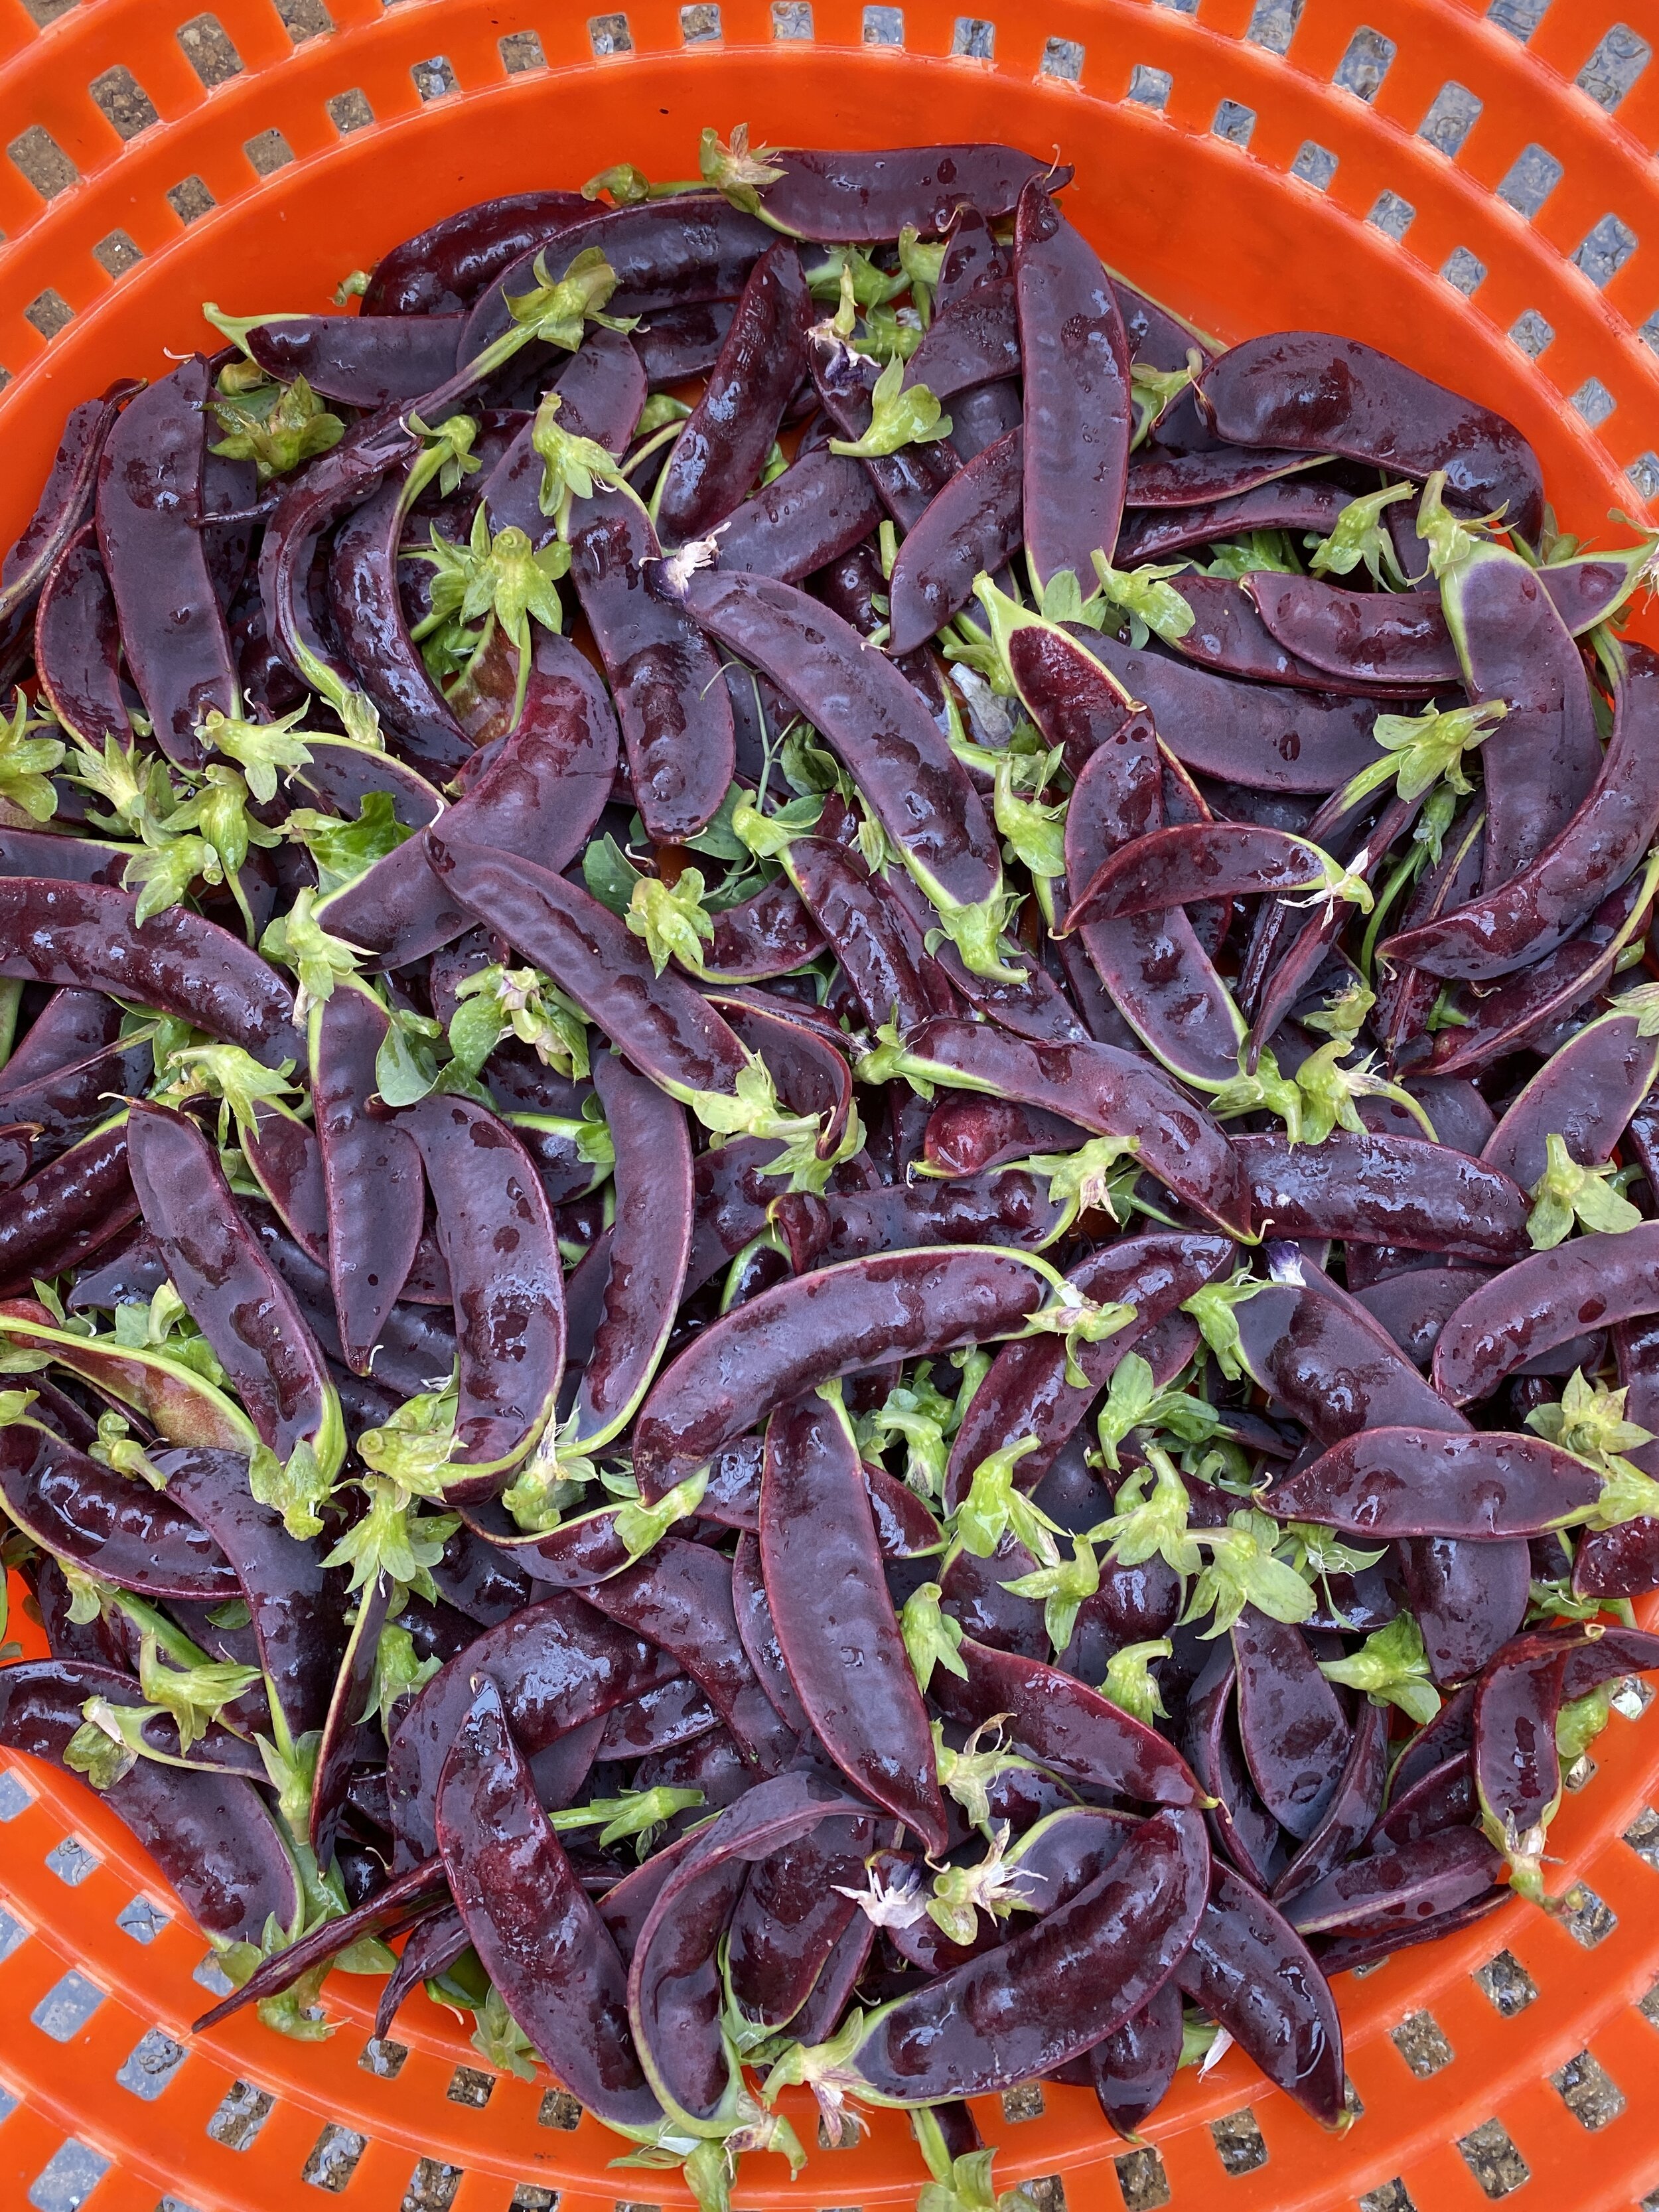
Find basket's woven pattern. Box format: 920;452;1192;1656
2;2;1659;2207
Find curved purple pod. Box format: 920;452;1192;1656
901;275;1019;399
824;1807;1208;2104
1404;1532;1531;1686
1433;1222;1659;1404
565;484;735;841
702;875;826;982
1232;1607;1352;1840
1482;1003;1659;1191
1263;1425;1600;1538
896;1015;1251;1239
761;1388;947;1847
1248;571;1459;690
1183;1645;1289;1891
569;1052;691;1449
758;145;1067;240
707;447;883;584
1273;1698;1390;1905
1075;629;1386;794
362;190;593;315
1232;1279;1465;1443
0;1421;236;1601
126;1103;338;1465
950;379;1025;464
1369;1751;1475;1855
630;1245;1055;1503
1288;1828;1503;1939
593;1676;719;1761
1;381;137;627
1167;574;1430;698
1173;1862;1346;2128
632;299;737;387
387;1592;679;1864
1015;180;1131;586
0;1116;138;1292
403;1092;565;1492
1124;447;1326;508
1198;332;1544;541
35;524;127;747
1351;1267;1493;1370
806;331;961;532
0;827;127;889
437;1678;661;2125
935;1634;1204;1805
1385;642;1659;980
1234;1132;1529;1264
95;358;235;769
0;881;297;1061
1089;1980;1184;2143
308;1568;394;1867
246;313;462;407
944;1230;1232;1507
732;1530;811;1735
678;567;1003;921
1;991;122;1093
240;1101;328;1263
727;1812;883;2029
705;988;854;1157
309;986;425;1375
1116;480;1352;565
0;1658;300;1945
812;536;952;728
887;425;1024;655
322;629;618;968
1063;820;1333;930
0;1029;146;1161
327;476;471;777
772;1169;1064;1274
922;1095;1087;1177
160;1444;348;1743
656;238;811;544
490;337;646;522
194;1856;445;2033
285;736;445;830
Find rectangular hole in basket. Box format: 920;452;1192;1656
1488;0;1549;38
207;2080;275;2151
508;2189;559;2211
167;175;218;225
412;55;460;102
1246;0;1304;56
1457;2118;1530;2200
952;17;993;59
537;2086;581;2128
44;1836;98;1885
1114;2146;1171;2210
1210;2108;1267;2175
1368;192;1415;241
1212;100;1256;147
27;2140;111;2212
31;1968;104;2043
1417;81;1482;158
1573;212;1638;288
772;3;813;38
303;2122;368;2192
1508;308;1554;357
88;66;159;143
682;5;721;42
446;2064;494;2108
177;13;244;88
1040;37;1083;80
1359;2185;1418;2212
590;13;632;55
0;1767;34;1820
1334;27;1396;104
275;0;334;40
1390;2009;1454;2077
244;128;295;179
1623;1805;1659;1869
500;31;544;73
1002;2081;1044;2121
1127;65;1172;111
1291;140;1338;190
1473;1948;1538;2014
1496;143;1563;220
1442;245;1487;294
115;2026;186;2102
7;125;76;202
401;2161;464;2212
818;2110;862;2150
328;90;375;135
864;6;903;43
0;1907;26;1966
360;2035;409;2078
1550;2047;1627;2130
23;285;73;336
19;0;77;25
1558;1880;1617;1945
1578;23;1649;107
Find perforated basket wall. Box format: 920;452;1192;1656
2;2;1659;2207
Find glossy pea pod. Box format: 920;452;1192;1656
805;331;960;531
125;1102;342;1473
782;1806;1209;2104
922;1095;1088;1176
310;985;426;1374
707;447;883;585
436;1677;662;2125
1182;1643;1288;1891
944;1230;1234;1507
1168;574;1435;698
0;1659;300;1947
386;1591;680;1864
1248;571;1459;690
0;1420;238;1603
1116;479;1352;565
731;1530;812;1736
1123;446;1327;508
1433;1222;1659;1405
402;1092;565;1494
771;1167;1066;1274
887;426;1025;654
630;1244;1059;1503
94;357;236;769
1014;180;1132;586
244;311;462;406
1197;332;1544;542
1273;1696;1390;1905
35;523;128;747
1233;1132;1530;1264
655;238;812;544
1482;997;1659;1191
362;190;591;314
760;1386;948;1847
1230;1605;1352;1840
900;273;1020;400
1;379;138;630
1287;1827;1504;1939
308;1568;395;1868
755;143;1067;239
726;1810;886;2029
1265;1426;1603;1539
159;1443;348;1743
564;484;735;842
704;988;855;1157
0;880;300;1065
1087;1980;1185;2144
1386;642;1659;979
326;474;472;778
1062;820;1340;931
0;1114;139;1292
697;874;827;983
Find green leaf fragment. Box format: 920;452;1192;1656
260;890;366;1017
1094;1352;1220;1473
826;354;951;459
0;688;64;822
1317;1609;1441;1724
1090;1447;1202;1580
1337;698;1506;814
1183;1509;1315;1638
1088;554;1195;648
137;1630;259;1753
1182;1270;1264;1382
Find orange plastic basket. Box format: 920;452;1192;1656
4;2;1659;2207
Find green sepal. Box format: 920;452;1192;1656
1317;1610;1441;1725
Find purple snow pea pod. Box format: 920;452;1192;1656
772;1169;1064;1274
727;1811;887;2029
1369;1753;1476;1854
887;427;1024;654
655;238;812;545
707;448;884;583
95;358;237;769
311;986;426;1374
760;1386;948;1847
631;299;737;386
1165;575;1433;698
327;476;472;777
1;378;139;643
1248;571;1459;690
1088;1979;1185;2143
246;313;462;405
1015;180;1131;586
0;828;128;890
0;1421;236;1602
1433;1223;1659;1404
1405;1534;1531;1687
437;1678;662;2124
309;1569;394;1866
362;191;593;315
565;485;735;841
922;1096;1088;1177
1182;1644;1291;1892
1285;1828;1504;1938
1198;332;1544;541
755;145;1068;240
901;276;1021;400
1482;999;1659;1191
1234;1133;1529;1264
34;524;128;748
732;1532;812;1736
1266;1427;1601;1541
700;875;826;982
1231;1605;1353;1840
0;1659;300;1946
0;1025;148;1163
1124;447;1329;508
1352;1268;1495;1369
593;1676;719;1761
0;1116;140;1294
1116;480;1352;565
1273;1698;1390;1904
193;1856;447;2032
